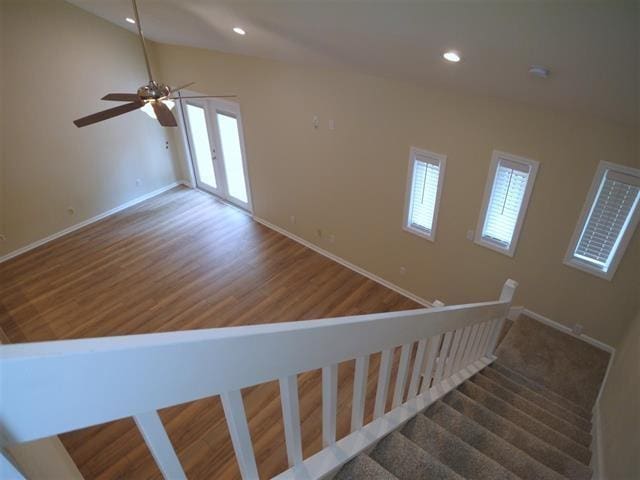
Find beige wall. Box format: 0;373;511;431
154;44;639;347
599;307;640;479
1;0;637;346
0;0;181;256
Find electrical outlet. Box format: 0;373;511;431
67;207;75;216
165;141;169;150
328;119;335;130
136;178;142;186
328;234;336;244
399;266;406;275
312;115;319;129
0;234;6;242
466;229;474;241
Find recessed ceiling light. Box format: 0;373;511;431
125;17;136;24
529;65;550;79
233;27;246;35
443;51;461;63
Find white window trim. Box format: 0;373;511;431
563;161;640;281
402;147;447;242
474;150;539;257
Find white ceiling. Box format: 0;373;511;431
68;0;638;126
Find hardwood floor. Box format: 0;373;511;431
0;186;421;479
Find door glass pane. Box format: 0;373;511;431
217;112;248;203
186;104;216;188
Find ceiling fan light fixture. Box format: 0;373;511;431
233;27;246;35
529;65;550;78
125;17;136;24
443;51;461;63
141;99;175;119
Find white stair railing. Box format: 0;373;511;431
0;279;517;480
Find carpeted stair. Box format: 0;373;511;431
334;361;595;480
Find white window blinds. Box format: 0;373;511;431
573;170;640;270
408;158;440;234
481;159;530;247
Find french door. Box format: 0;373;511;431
182;98;252;211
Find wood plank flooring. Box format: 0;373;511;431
0;186;421;479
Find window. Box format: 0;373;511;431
403;147;446;241
475;151;539;256
564;161;640;280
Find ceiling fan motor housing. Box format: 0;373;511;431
137;81;171;101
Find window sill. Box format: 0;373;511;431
473;236;516;257
563;257;613;281
403;225;435;242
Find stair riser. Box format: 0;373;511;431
459;381;591;464
425;401;566;480
482;367;592;432
402;415;518;480
370;432;463;480
471;374;592;446
443;390;593;480
491;363;591;420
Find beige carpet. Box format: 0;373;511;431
495;315;610;411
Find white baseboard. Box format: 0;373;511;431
252;216;433;308
0;181;188;264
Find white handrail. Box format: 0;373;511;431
0;278;518;480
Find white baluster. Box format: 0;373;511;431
476;321;493;360
392;343;412;408
351;355;369;432
443;328;463;378
406;338;427;399
322;364;338;447
432;331;454;384
471;322;489;362
373;349;393;419
451;326;472;373
279;375;303;467
134;410;186;480
461;323;480;368
221;390;259;480
419;334;442;393
483;318;500;357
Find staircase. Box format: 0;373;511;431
4;278;606;480
335;361;593;480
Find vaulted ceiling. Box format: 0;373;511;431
68;0;638;126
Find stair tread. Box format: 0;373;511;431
334;453;398;480
424;400;567;480
482;365;592;432
443;389;592;480
472;372;592;446
459;380;591;464
491;363;592;420
370;431;463;480
402;413;519;480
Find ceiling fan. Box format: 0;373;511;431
74;0;235;128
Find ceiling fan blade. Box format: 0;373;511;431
151;101;178;127
170;82;195;93
73;101;143;128
102;93;140;102
170;95;238;99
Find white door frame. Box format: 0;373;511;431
176;91;253;213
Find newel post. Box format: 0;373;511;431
486;279;519;355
